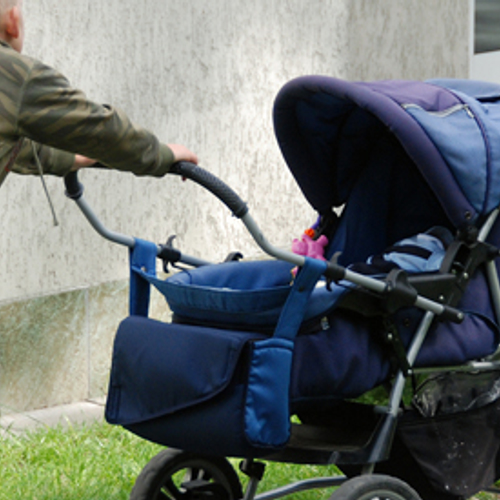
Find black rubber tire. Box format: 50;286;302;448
130;448;243;500
330;474;422;500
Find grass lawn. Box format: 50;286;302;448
0;420;498;500
0;421;162;500
0;420;342;500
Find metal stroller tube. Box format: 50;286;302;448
64;170;211;269
64;170;136;248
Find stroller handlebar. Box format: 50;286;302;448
169;162;249;218
64;169;137;248
64;170;84;200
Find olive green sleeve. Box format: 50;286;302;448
14;58;175;177
9;139;75;176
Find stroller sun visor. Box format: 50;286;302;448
273;76;500;226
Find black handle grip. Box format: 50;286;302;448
64;163;110;199
170;162;248;218
324;261;346;282
64;171;84;200
65;162;249;218
440;304;465;324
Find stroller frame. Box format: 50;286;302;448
65;155;500;500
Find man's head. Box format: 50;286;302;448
0;0;23;53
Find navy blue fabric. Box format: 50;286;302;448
160;260;295;327
105;283;498;455
291;269;499;404
105;268;498;456
106;277;499;422
412;270;499;366
129;239;157;317
292;311;392;402
273;76;496;227
244;338;294;448
326;132;451;265
105;316;262;426
124;383;268;458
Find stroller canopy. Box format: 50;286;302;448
273;76;500;227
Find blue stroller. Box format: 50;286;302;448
66;76;500;500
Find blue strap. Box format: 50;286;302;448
273;257;327;340
244;257;327;448
244;336;294;448
129;238;158;316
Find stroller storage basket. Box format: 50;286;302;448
160;259;348;330
398;370;500;497
161;260;295;328
105;315;274;457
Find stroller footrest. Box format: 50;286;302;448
288;423;372;451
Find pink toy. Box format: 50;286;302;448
292;234;328;261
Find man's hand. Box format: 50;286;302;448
71;144;198;173
72;154;96;171
168;144;198;165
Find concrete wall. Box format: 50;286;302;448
0;0;470;412
346;0;470;80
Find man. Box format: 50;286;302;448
0;0;198;187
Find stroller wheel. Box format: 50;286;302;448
329;474;422;500
129;448;243;500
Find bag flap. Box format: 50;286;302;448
105;316;262;425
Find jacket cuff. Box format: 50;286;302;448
153;144;175;177
45;148;76;176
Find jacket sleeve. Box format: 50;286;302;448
9;139;75;177
14;59;174;177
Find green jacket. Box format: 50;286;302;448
0;40;174;180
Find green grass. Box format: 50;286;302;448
0;421;163;500
0;420;341;500
0;420;497;500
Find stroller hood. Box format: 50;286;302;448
273;76;500;227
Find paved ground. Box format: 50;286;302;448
0;398;105;437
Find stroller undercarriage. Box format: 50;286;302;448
65;76;500;500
